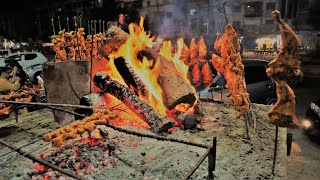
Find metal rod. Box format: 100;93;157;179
88;20;90;35
0;100;105;110
51;18;55;35
74;16;81;61
91;20;94;34
79;15;82;28
222;1;229;25
0;140;84;180
103;21;105;33
103;124;210;149
94;20;97;34
244;113;250;140
182;137;217;179
90;28;94;94
208;137;217;180
67;17;70;32
99;20;102;33
272;126;279;175
58;16;61;31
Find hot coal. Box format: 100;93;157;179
24;136;119;179
182;114;200;130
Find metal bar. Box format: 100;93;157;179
208;137;217;180
222;1;229;25
103;124;209;149
244;113;250;140
0;140;85;180
272;126;279;175
0;100;105;110
182;137;217;179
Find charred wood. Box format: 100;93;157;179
94;71;175;133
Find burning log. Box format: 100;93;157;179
101;26;196;110
94;71;175;133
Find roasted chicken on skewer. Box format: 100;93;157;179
211;25;249;118
44;109;119;147
266;10;302;127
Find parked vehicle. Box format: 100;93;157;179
0;49;11;62
1;52;47;83
199;59;277;105
302;98;320;135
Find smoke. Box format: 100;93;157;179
139;0;237;49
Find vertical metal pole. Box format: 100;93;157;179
94;20;97;34
67;17;70;32
99;20;102;33
90;30;94;94
208;137;217;180
58;16;61;31
51;18;55;35
103;21;105;33
79;15;82;28
272;126;279;175
222;1;229;25
244;113;250;140
88;21;90;35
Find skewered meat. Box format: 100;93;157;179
212;24;250;118
51;30;67;62
189;39;198;65
266;10;303;83
0;85;39;116
191;63;201;87
201;62;213;87
179;40;189;65
197;36;207;63
43;109;119;147
266;11;302;127
268;80;299;127
65;31;76;60
211;54;225;75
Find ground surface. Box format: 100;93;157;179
0;102;286;180
287;64;320;180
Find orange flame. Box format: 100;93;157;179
90;17;199;128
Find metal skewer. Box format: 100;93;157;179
51;18;56;35
79;15;82;28
58;16;61;31
91;20;94;34
103;21;105;33
88;20;90;35
99;19;102;33
67;17;70;32
94;20;97;34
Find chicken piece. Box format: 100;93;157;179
268;81;299;127
211;54;225;74
191;63;201;87
189;39;198;65
211;24;250;118
214;33;222;54
201;62;213;87
179;40;189;65
198;36;207;58
266;10;303;83
84;122;96;134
